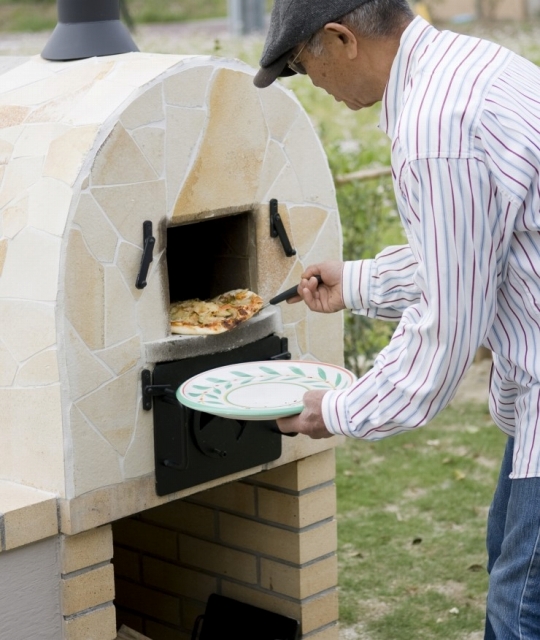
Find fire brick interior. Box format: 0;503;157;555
167;212;257;303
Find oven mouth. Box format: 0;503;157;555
166;210;257;306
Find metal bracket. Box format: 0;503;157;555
135;221;156;289
270;338;291;361
269;199;296;257
142;369;177;411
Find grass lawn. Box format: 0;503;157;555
336;396;506;639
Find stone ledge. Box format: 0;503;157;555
0;480;58;552
59;437;343;536
144;305;283;363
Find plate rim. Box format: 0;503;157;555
176;360;355;419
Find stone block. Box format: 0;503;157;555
260;555;338;600
253;450;336;492
61;525;113;575
63;603;117;640
191;481;256;516
257;484;336;529
112;519;178;561
141;501;216;538
62;564;115;617
113;546;141;582
114;578;181;626
142;557;217;601
178;534;257;583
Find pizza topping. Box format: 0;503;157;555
170;289;264;335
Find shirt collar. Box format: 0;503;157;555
379;16;439;139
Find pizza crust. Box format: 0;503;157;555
170;289;264;335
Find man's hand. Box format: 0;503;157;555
287;261;345;313
276;390;332;439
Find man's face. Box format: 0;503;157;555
292;24;387;111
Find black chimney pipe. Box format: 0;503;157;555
41;0;139;61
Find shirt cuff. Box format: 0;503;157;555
342;260;373;310
322;388;350;436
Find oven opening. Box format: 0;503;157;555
166;211;257;304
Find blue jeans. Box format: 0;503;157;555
485;437;540;639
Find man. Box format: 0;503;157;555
254;1;540;638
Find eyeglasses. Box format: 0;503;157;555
288;39;309;75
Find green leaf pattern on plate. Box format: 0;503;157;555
189;364;349;405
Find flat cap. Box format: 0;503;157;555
254;0;373;88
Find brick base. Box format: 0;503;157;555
112;450;339;639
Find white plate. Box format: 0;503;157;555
177;360;356;420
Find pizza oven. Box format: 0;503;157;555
0;3;344;637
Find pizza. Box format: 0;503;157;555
170;289;264;335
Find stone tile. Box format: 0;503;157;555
255;139;288;203
105;266;138;348
283;114;336;208
91;123;157;186
64;322;112;400
0;138;13;164
258;82;301;142
0;238;7;277
116;240;144;300
69;405;123;497
25;61;115;124
61;525;113;574
258;484;337;528
0;481;57;551
164;105;206;214
275;261;308;327
110;55;180;87
281;323;302;360
288;206;329;259
120;82;164;130
12;123;69;158
27;177;72;237
92;179;166;250
0;385;65;494
164;65;213;107
171;69;267;220
0;105;29;127
0;60;113;107
64;229;105;350
15;348;59;387
122;401;154;480
75;368;139;456
0;338;17;386
302;215;342;267
132;126;165;177
296;319;309;354
136;255;170;342
307;312;345;367
95;335;142;377
264;160;304;204
43;125;98;186
72;193;118;263
64;79;138;127
0;227;61;302
2;195;28;238
0;300;55;362
0;124;23;146
254;203;298;302
0;155;43;209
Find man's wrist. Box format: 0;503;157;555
342;261;372;310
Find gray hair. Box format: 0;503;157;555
306;0;414;55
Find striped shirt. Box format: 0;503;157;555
321;16;540;479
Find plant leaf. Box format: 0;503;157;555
318;367;327;380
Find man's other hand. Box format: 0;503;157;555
276;390;332;439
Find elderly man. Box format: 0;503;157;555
254;1;540;638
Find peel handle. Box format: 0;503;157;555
269;275;323;305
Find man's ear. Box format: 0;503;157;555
323;22;358;59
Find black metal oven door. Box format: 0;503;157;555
152;335;287;496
